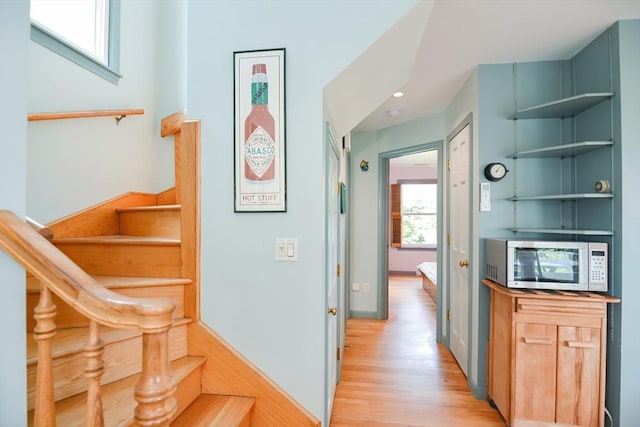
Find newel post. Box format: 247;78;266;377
133;327;177;426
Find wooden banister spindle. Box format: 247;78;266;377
133;329;177;426
84;321;105;427
33;286;57;427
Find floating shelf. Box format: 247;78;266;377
509;193;614;201
508;228;614;236
508;92;614;120
507;141;613;159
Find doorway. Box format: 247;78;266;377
377;141;444;341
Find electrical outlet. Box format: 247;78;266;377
352;282;360;291
363;282;370;292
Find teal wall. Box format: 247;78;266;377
445;69;482;394
476;20;640;425
349;112;445;315
611;19;640;427
0;1;29;424
27;1;181;223
186;1;417;422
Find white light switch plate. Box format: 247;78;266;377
275;238;298;261
480;182;491;212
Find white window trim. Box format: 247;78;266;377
30;0;122;85
399;179;437;249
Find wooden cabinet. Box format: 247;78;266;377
483;279;619;427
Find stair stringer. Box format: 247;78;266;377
187;321;320;427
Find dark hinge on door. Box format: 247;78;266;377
337;264;340;277
447;159;451;170
447;310;451;321
336;347;341;361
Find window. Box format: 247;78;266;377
391;181;437;248
30;0;121;84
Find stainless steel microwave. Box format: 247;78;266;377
484;239;608;292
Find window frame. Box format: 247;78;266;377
30;0;122;84
393;179;438;250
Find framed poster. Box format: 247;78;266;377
234;48;286;212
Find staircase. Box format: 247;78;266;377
25;201;254;426
2;112;320;426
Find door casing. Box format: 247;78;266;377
324;122;342;424
445;113;475;384
376;140;445;343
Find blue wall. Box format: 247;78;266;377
476;20;640;425
610;19;640;427
186;1;418;422
0;1;29;424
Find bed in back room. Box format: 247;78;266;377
417;261;436;302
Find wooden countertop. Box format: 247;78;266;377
482;279;620;304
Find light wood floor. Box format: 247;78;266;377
330;275;505;427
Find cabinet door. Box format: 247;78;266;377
514;323;557;422
556;326;601;427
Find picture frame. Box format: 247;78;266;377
234;48;286;212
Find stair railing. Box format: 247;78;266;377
0;211;177;426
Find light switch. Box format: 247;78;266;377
480;182;491;212
277;243;286;258
275;238;298;261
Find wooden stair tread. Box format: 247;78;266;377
27;275;192;293
27;318;192;363
172;394;255;427
52;235;180;245
28;356;206;427
116;204;181;213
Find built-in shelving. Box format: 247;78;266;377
509;193;613;201
507;141;613;159
508;92;614;120
508;228;614;236
507;92;615;237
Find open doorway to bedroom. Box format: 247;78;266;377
388;149;439;308
378;143;444;341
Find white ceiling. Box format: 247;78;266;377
355;0;640;131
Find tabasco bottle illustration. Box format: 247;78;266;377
244;63;275;181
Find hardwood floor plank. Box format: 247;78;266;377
330;276;505;426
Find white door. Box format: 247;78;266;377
449;123;470;376
325;125;340;422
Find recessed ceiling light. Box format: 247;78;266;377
392;91;404;98
386;109;401;117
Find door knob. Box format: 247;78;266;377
459;260;469;268
328;307;337;316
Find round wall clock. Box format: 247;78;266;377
484;162;508;182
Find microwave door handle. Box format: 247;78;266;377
534;251;543;280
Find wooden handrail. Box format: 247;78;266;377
0;211;175;330
26;216;54;241
160;110;186;137
0;211;177;424
28;109;144;124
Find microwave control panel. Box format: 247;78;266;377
589;248;607;290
